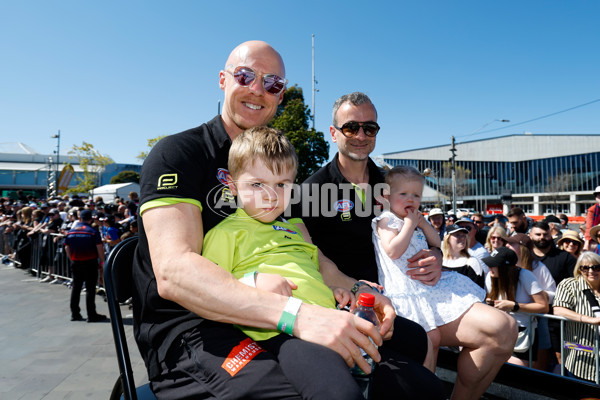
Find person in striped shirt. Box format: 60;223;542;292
553;251;600;382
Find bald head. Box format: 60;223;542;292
219;41;286;137
225;41;285;77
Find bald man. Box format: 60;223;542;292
133;41;444;399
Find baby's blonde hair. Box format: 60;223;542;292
228;126;298;178
384;165;425;188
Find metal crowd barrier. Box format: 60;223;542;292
1;231;108;290
28;233;73;282
516;311;600;385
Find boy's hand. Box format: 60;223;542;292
254;273;298;296
332;287;353;310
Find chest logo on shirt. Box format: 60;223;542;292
157;173;178;190
273;225;297;234
217;168;230;186
215;168;235;204
335;199;353;222
335;200;354;212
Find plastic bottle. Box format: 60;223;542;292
349;292;381;376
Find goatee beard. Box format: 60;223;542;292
533;240;550;249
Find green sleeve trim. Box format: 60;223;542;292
139;197;203;216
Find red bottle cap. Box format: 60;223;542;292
357;293;375;308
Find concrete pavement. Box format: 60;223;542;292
0;264;149;400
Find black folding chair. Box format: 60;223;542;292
103;236;156;400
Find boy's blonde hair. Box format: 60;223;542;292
228;126;298;178
384;165;425;187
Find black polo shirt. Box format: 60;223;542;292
133;115;236;379
290;153;385;283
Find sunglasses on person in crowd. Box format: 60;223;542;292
579;265;600;272
490;236;504;241
562;239;580;246
227;66;287;95
334;121;381;138
473;219;484;224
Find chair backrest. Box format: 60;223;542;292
103;236;147;400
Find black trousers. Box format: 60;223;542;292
69;259;99;317
150;318;445;400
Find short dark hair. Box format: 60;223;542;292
471;212;484;220
507;207;525;218
531;221;549;231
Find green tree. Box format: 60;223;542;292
67;142;113;193
110;170;140;184
270;85;329;183
137;135;168;161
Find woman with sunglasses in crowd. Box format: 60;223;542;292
483;246;549;367
441;224;486;288
504;233;556;370
557;230;584;259
485;226;508;253
553;252;600;382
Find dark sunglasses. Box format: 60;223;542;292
334;121;380;138
227;66;287;95
473;220;484;224
580;265;600;272
562;239;580;245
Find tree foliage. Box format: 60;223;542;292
439;162;472;199
110;170;140;184
67;142;113;194
270;85;329;183
137;135;168;161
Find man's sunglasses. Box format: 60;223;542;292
227;66;287;96
334;121;380;138
580;265;600;272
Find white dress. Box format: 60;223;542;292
372;211;486;332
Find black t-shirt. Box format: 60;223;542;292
291;154;385;283
133;116;236;379
534;246;576;286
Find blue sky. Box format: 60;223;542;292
1;1;599;166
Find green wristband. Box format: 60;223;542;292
277;297;302;336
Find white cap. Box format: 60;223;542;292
594;186;600;195
428;208;444;218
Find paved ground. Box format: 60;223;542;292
0;265;149;400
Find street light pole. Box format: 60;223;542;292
51;130;60;196
450;136;457;214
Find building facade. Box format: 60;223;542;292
0;142;141;199
377;134;600;216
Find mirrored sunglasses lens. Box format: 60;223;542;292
263;75;285;94
234;68;256;86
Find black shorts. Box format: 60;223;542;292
151;318;444;400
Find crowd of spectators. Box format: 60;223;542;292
0;190;139;291
428;201;600;384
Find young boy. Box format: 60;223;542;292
201;126;363;399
